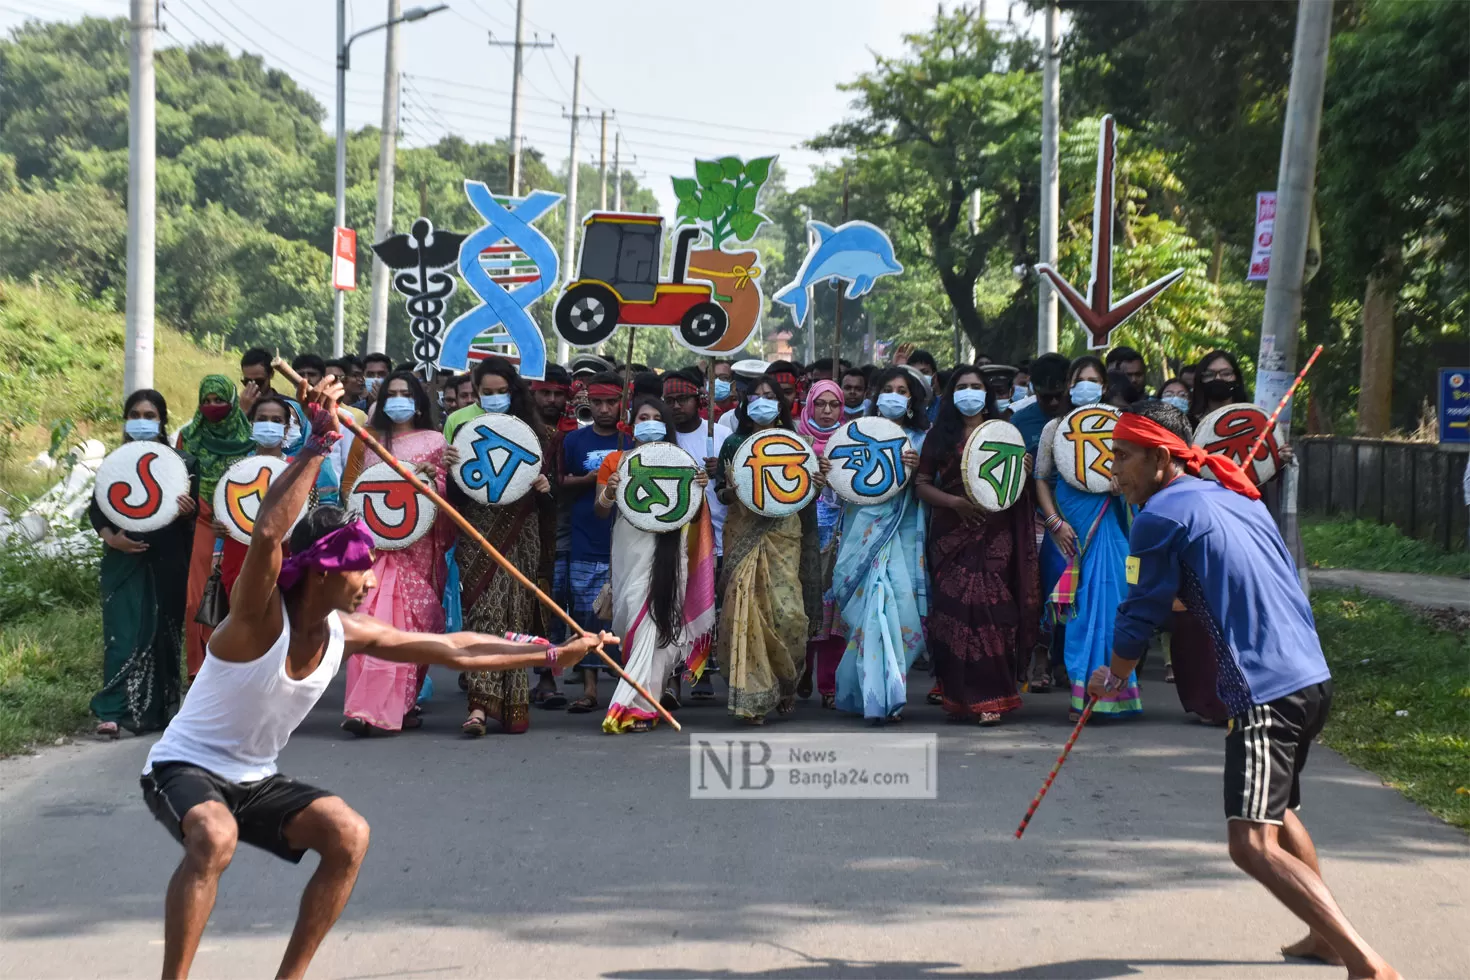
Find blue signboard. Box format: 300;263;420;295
1440;368;1470;444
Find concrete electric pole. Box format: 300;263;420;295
365;0;403;357
125;0;156;394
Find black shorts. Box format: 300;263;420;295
141;762;333;863
1224;681;1333;825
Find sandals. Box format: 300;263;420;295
926;684;942;705
978;712;1002;727
630;719;653;733
820;693;836;710
660;689;682;713
94;721;119;739
461;711;488;737
341;718;379;738
690;677;716;701
566;695;599;714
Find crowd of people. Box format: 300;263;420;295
88;341;1288;740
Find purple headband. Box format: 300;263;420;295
277;520;376;591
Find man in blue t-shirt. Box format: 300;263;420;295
558;373;624;713
1096;401;1396;980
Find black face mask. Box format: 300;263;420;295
1202;378;1235;402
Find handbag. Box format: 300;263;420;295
194;546;229;628
592;581;613;622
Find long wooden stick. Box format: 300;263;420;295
1014;698;1095;839
1246;343;1323;463
705;356;716;459
274;358;679;731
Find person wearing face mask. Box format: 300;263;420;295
840;365;871;419
979;363;1021;419
339;372;460;736
1158;378;1192;417
915;367;1039;725
712;376;823;724
357;353;393;411
1032;355;1141;721
89;390;199;738
794;380;846;709
437;358;556;735
711;360;738;420
176;375;256;678
590;397;715;732
829;367;928;725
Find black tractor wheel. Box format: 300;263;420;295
678;301;728;350
555;283;620;347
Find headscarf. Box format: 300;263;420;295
179;374;254;499
277;521;376;591
798;380;844;455
1113;412;1262;500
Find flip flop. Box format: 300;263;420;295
94;721;120;739
537;692;568;710
689;677;716;701
926;685;942;705
461;714;487;737
566;695;599;714
660;689;681;713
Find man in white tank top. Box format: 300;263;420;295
140;378;614;980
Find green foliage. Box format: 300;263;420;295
672;155;775;250
1312;590;1470;830
0;600;102;754
0;539;99;625
1303;515;1470;577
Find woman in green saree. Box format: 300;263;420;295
89;389;198;736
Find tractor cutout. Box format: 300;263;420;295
553;212;729;351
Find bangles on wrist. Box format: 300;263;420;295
1044;512;1064;533
544;643;563;677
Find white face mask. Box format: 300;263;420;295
252;420;286;447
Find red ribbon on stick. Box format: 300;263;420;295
1014;699;1096;839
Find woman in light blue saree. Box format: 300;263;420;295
832;367;929;724
1033;356;1141;720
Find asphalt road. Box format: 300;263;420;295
2;662;1466;980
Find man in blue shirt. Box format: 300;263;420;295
558;373;624;713
1095;401;1397;980
1008;352;1070;456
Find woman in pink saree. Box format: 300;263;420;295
341;372;455;735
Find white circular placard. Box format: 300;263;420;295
450;413;543;505
348;462;437;550
1192;402;1279;487
731;430;818;518
212;456;306;545
821;417;913;506
1052;404;1121;494
93;441;189;533
962;419;1028;512
615;442;703;533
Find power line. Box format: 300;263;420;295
170;0;334;90
218;0;319;62
462;0;513;31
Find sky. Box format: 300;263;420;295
1;0;1043;216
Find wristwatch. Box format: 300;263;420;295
1102;670;1126;693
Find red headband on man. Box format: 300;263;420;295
586;383;623;399
530;380;570;393
768;371;797;387
1113;413;1262;500
662;377;700;399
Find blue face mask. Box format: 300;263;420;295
995;398;1011;412
876;392;910;420
1013;385;1031;402
124;418;160;441
1069;380;1103;406
953;388;987;417
1163;394;1191;414
252;420;286;447
364;377;383;396
383;396;416;423
714;378;732;401
747;397;779;424
480;393;512;414
633;420;666;443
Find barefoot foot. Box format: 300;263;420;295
1280;933;1343;966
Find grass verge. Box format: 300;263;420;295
0;604;102;754
1302;515;1470;577
1312;589;1470;831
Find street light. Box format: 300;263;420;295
332;3;449;357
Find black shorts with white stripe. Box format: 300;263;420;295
1223;681;1334;825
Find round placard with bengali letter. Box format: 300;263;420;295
731;430;819;518
1192;402;1279;487
615;442;703;533
1052;404;1122;494
348;462;437;551
821;416;913;506
450;413;543;505
212;456;306;545
962;419;1029;512
93;441;189;533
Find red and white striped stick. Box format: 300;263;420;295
1245;344;1324;463
1015;698;1096;839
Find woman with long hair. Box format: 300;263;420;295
445;357;555;736
1189;349;1250;422
713;374;821;724
831;366;928;724
341;371;455;735
1033;355;1140;720
89;390;197;737
176;374;255;678
915;366;1038;724
796;380;845;709
592;396;715;733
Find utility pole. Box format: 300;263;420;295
1258;0;1333;586
832;172;849;371
598;111;608;209
125;0;156;393
1038;0;1060;355
612;131;622;210
490;0;552;197
802;206;816;365
558;55;585;365
333;0;348;356
365;0;403;358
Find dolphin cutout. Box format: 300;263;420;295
772;219;904;327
